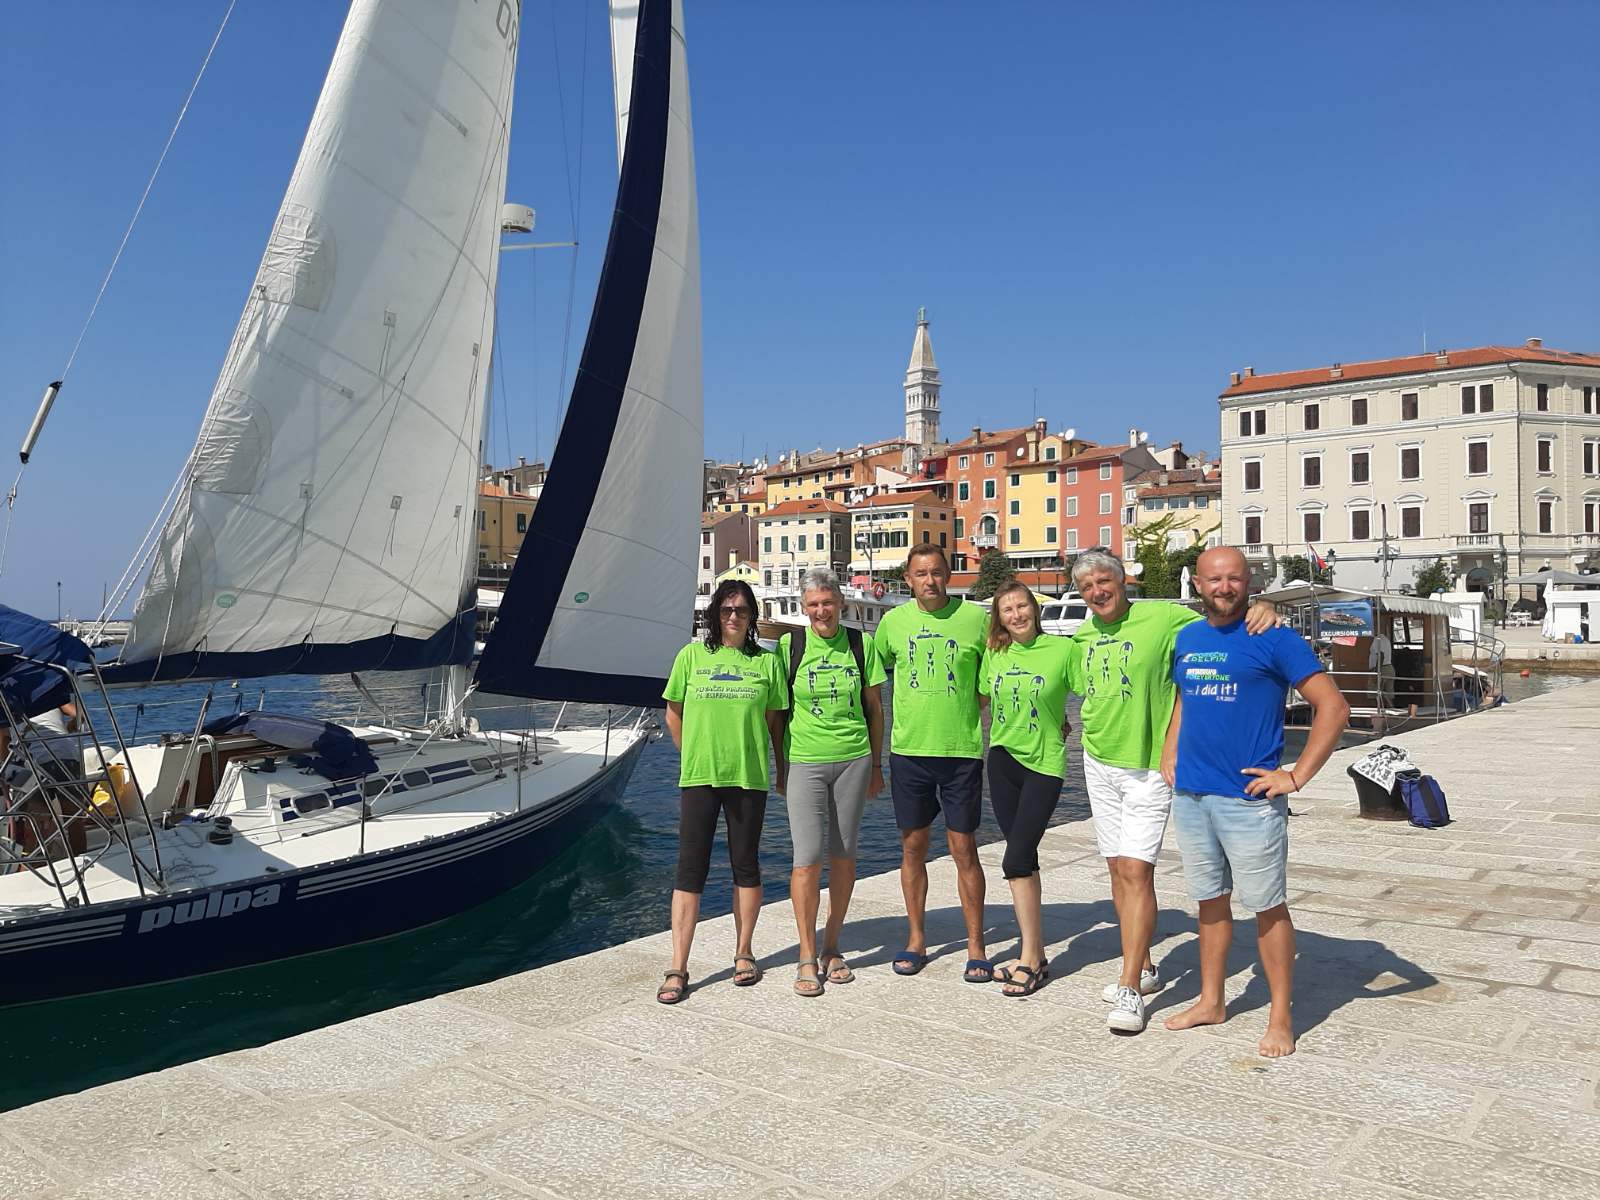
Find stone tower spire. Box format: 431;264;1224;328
904;307;941;447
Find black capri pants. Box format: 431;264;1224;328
675;786;767;893
986;746;1063;879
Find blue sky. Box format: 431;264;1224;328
3;1;1597;618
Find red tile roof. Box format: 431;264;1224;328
1138;480;1220;499
759;498;850;519
1221;344;1600;398
1064;444;1134;465
939;425;1035;454
849;490;947;510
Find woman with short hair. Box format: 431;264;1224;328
776;569;886;996
980;581;1073;997
658;578;787;1004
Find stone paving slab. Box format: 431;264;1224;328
4;681;1599;1198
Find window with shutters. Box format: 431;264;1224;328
1351;397;1368;425
1350;509;1371;540
1302;511;1322;542
1244;459;1262;491
1538;499;1554;534
1350;451;1370;484
1243;515;1262;544
1469;502;1489;534
1400;447;1421;480
1401;392;1419;421
1461;386;1476;415
1537;383;1549;412
1302;456;1321;487
1536;437;1554;474
1401;506;1422;538
1303;403;1319;431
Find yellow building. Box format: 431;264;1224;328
713;488;767;516
715;560;761;587
476;480;537;567
846;490;953;575
1004;433;1069;569
1133;469;1223;551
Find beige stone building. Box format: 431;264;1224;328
1219;341;1600;593
756;498;851;589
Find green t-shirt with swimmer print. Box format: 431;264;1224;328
875;597;990;759
662;642;788;790
778;627;889;765
979;633;1075;779
1067;601;1200;771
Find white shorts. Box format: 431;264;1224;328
1083;753;1173;864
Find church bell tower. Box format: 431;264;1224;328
904;307;941;448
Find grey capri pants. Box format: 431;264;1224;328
785;755;872;867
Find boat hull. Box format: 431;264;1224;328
0;738;646;1006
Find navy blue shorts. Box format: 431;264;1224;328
890;753;983;834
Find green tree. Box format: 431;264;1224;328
1278;554;1333;586
969;548;1016;601
1126;514;1214;598
880;563;906;586
1412;556;1453;597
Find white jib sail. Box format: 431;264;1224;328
120;0;519;676
524;0;701;690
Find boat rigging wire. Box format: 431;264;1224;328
1;0;238;582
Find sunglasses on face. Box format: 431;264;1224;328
719;605;752;617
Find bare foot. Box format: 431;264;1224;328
1258;1023;1296;1057
1163;999;1227;1031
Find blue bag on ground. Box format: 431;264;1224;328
1397;772;1451;828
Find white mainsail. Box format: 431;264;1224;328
476;0;701;706
118;0;519;680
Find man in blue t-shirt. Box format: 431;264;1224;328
1159;546;1349;1058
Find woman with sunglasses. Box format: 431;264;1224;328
657;578;788;1004
979;581;1073;997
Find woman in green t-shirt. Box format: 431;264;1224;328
979;581;1073;997
776;569;888;997
658;579;788;1004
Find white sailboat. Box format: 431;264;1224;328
0;0;701;1004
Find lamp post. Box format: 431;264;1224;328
1326;548;1337;590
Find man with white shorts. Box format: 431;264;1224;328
1067;550;1275;1033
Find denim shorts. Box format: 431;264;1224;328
1170;790;1289;912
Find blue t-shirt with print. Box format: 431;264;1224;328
1171;619;1325;800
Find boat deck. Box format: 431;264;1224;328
0;725;635;917
2;684;1597;1198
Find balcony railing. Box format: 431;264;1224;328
1453;534;1498;547
1239;543;1275;559
970;532;998;549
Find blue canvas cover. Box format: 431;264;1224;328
201;711;378;780
0;603;93;721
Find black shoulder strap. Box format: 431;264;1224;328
786;631;806;712
845;627;866;695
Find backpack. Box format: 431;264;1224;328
786;627;867;714
1397;772;1451;829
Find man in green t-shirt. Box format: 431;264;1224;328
875;543;994;982
1068;548;1274;1034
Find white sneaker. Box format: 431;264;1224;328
1106;985;1147;1033
1101;965;1161;1003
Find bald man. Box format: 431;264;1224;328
1159;546;1349;1057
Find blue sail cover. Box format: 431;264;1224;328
102;604;476;685
0;603;93;720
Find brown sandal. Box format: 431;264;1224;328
821;952;854;984
793;961;824;998
657;970;689;1004
732;955;762;986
